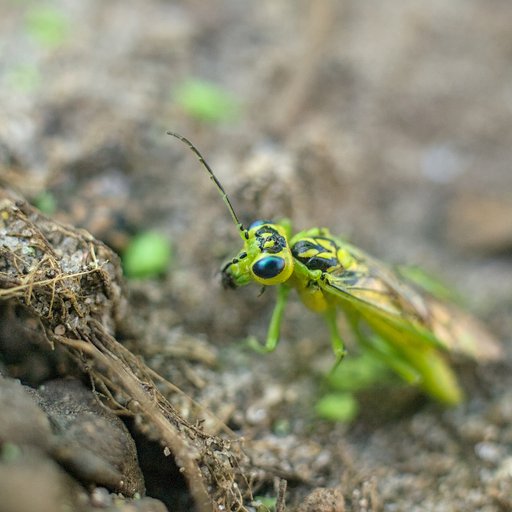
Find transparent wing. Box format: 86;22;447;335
323;241;501;361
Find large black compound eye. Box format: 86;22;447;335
252;256;285;280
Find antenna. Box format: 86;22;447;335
167;131;246;235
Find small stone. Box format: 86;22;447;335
296;487;345;512
54;324;66;335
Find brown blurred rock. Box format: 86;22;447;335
446;192;512;253
0;376;53;449
34;378;145;496
0;375;145;500
0;447;88;512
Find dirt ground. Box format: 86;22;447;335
1;1;512;511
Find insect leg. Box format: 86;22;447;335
345;310;421;384
324;308;347;371
247;285;291;353
345;311;462;404
399;344;463;405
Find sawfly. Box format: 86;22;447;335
168;131;501;405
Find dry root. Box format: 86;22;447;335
0;187;253;512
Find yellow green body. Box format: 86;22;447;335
222;222;501;406
168;132;501;406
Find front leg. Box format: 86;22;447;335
324;307;347;372
248;284;291;353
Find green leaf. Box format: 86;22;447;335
1;443;21;462
326;351;391;392
315;392;359;423
6;64;41;93
174;79;239;123
123;231;172;279
253;496;276;512
25;6;69;48
33;191;57;214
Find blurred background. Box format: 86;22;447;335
2;1;511;330
1;1;512;508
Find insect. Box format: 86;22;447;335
168;131;501;405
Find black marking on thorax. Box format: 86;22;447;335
291;236;342;273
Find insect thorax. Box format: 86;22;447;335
291;236;344;274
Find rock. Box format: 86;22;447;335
446;192;512;253
0;446;88;512
34;379;145;496
296;487;345;512
0;376;53;450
